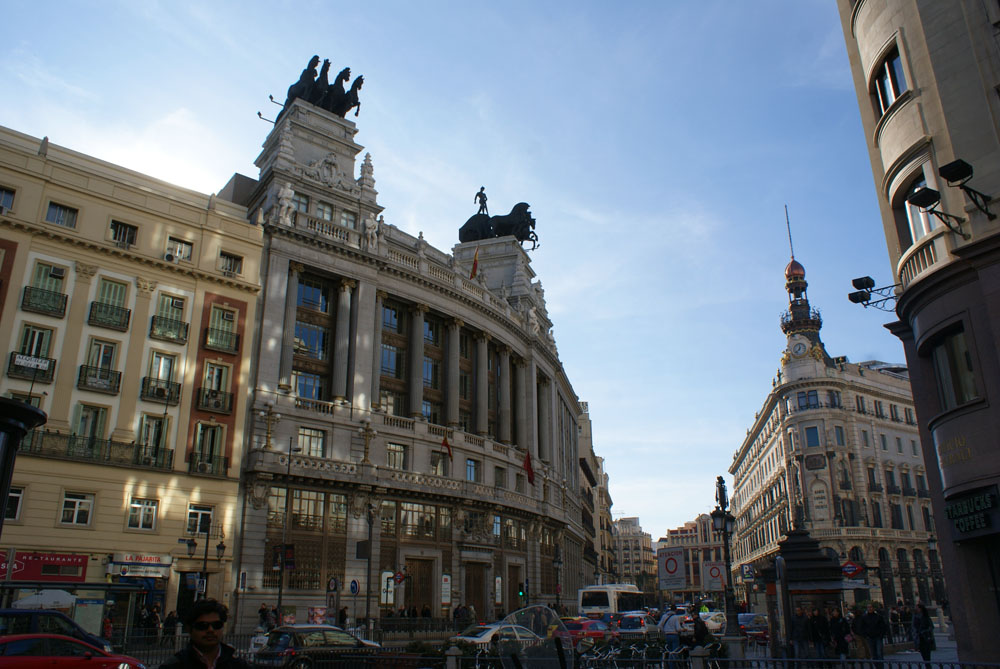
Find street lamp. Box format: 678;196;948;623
276;443;302;617
187;532;226;600
358;420;377;465
553;547;563;611
710;475;739;641
364;503;375;633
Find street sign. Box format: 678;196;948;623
393;571;404;585
703;561;725;591
350;579;360;595
328;577;339;592
841;560;863;578
197;578;206;593
658;547;686;590
741;564;755;581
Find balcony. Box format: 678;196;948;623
886;484;902;495
140;377;181;405
902;487;917;497
869;483;884;493
7;352;56;383
204;328;239;354
21;286;67;317
21;431;173;471
917;489;930;498
77;365;121;394
839;481;852;491
149;316;189;344
189;453;229;476
197;387;233;414
88;301;131;331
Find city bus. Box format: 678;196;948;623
577;584;643;619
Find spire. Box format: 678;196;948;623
780;207;822;336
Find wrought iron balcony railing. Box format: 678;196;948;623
886;484;902;495
88;301;131;331
140;377;181;405
917;489;930;498
204;328;239;354
902;487;917;497
189;453;229;477
7;352;56;383
149;316;189;344
21;286;67;317
869;483;884;493
77;365;121;394
196;387;233;413
20;431;173;471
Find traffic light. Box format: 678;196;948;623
518;583;524;598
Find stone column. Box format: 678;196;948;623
370;291;386;410
333;279;355;402
498;347;512;444
111;277;156;442
514;360;528;450
537;377;551;462
446;318;462;426
408;304;428;418
278;261;302;392
475;333;490;434
49;262;98;431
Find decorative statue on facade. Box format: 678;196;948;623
278;56;364;119
364;212;379;252
459;202;538;249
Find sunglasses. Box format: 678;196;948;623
193;621;225;631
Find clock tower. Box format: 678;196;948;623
779;256;830;364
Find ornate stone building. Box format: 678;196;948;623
729;257;942;611
612;517;655;601
836;1;1000;659
0;126;262;623
577;403;601;583
657;514;724;605
231;95;589;627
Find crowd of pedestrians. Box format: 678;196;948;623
789;601;935;661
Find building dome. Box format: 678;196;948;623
785;259;806;280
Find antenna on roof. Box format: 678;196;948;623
785;204;795;260
257;111;276;125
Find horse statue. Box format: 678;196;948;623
308;59;331;106
459;202;538;249
334;75;364;117
280;55;320;114
323;67;351;115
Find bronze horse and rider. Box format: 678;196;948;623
460;202;538;250
280;55;363;119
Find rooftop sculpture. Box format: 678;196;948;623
278;55;364;119
460;200;538;250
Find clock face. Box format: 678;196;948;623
792;342;807;356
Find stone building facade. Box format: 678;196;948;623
836;0;1000;659
729;258;942;611
657;514;724;605
0;126;262;622
612;517;655;600
231;98;588;627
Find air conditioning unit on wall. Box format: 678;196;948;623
197;461;210;473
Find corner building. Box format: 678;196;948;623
234;98;587;626
729;259;940;612
0;127;261;622
837;1;1000;659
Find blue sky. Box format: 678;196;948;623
0;1;903;538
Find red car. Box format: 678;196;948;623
0;634;145;668
555;617;617;649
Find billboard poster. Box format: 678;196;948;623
658;547;686;590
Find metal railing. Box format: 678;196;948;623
77;365;121;394
189;453;229;476
140;376;181;405
21;286;67;317
149;316;189;343
204;327;239;353
196;387;233;413
7;351;56;383
88;301;131;330
21;431;173;470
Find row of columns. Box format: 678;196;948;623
272;259;560;459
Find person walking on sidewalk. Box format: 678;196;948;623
858;603;889;660
911;603;935;661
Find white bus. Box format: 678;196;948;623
577;583;643;619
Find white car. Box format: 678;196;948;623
449;623;542;647
680;611;727;639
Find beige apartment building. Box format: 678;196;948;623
595;457;614;585
729;258;941;611
612;517;655;602
657;514;725;606
836;1;1000;659
0;126;262;631
577;403;601;585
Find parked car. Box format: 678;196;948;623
449;622;542;648
554;617;617;649
0;609;112;653
0;633;145;668
252;624;380;667
738;613;768;645
679;611;726;640
617;613;657;638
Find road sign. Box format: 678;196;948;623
197;578;206;593
328;577;339;592
350;579;360;595
741;564;755;581
841;560;863;578
658;547;686;590
393;571;405;585
703;561;725;591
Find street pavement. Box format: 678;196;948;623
885;632;957;662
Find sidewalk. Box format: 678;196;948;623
885;632;957;662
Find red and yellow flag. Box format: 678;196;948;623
442;435;453;461
523;450;535;485
469;247;480;279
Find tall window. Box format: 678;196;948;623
804;426;820;447
387;443;408;470
896;437;903;453
862;430;870;448
880;434;888;451
430;451;449;477
298;279;329;312
834;426;845;446
61;492;93;526
316;202;333;221
97;278;128;308
295;321;329;360
139;415;168;451
128;498;158;530
382;305;403;333
75;405;107;441
340;211;356;229
873;47;908;116
31;262;65;293
150;352;176;381
422;357;440;389
166;237;193;261
494;466;507;489
5;486;23;521
292;192;309;216
466;458;481;483
110;220;138;247
904;176;936;241
856;396;867;413
929;327;978;411
204;362;228;391
292;370;325;400
298;427;325;458
0;187;13;210
219;252;243;276
156;294;184;320
19;324;52;357
797;390;819;409
381;345;404;378
87;339;116;370
194;423;222;458
45;202;78;228
187;503;213;534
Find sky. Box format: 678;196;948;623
0;1;905;539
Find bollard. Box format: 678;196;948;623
445;645;462;669
689;644;710;669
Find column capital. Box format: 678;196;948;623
499;344;512;356
475;332;491;343
75;262;98;279
340;278;357;291
449;318;464;330
411;303;429;314
135;278;157;296
376;290;388;301
289;261;305;274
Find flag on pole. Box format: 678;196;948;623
469;247;480;279
523;450;535;485
442;435;453;461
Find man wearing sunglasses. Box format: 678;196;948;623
160;598;249;668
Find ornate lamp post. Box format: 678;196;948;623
553;547;563;611
186;531;226;600
710;475;741;657
358;420;377;465
365;503;375;633
258;403;281;449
